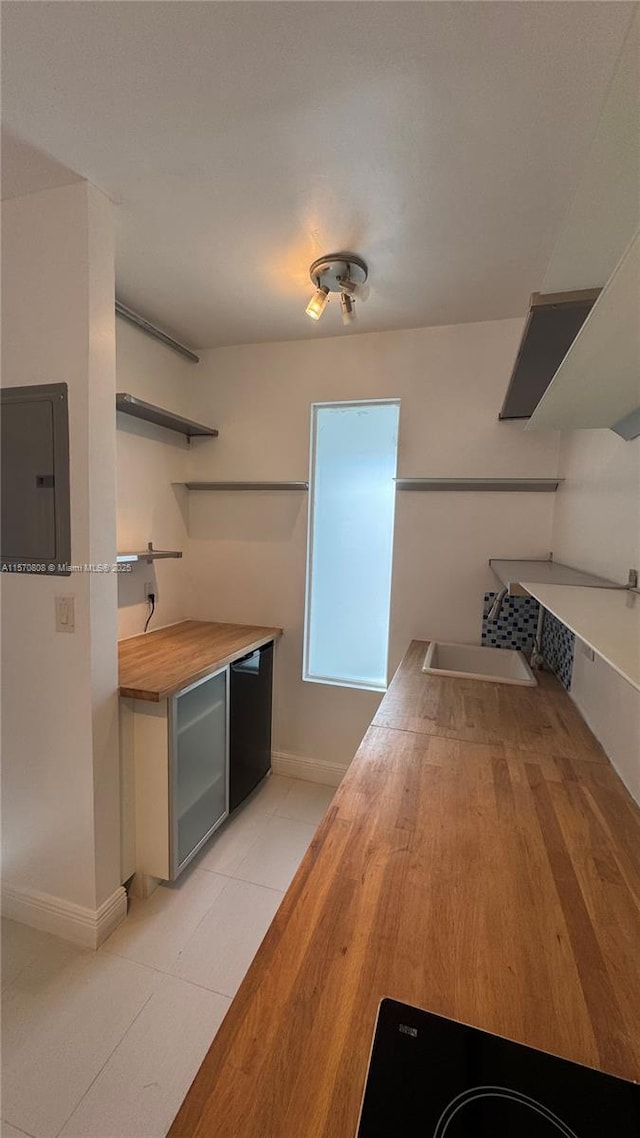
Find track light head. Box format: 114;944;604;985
337;276;370;302
305;286;330;321
340;292;355;326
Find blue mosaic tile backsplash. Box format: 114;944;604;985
540;609;575;691
481;592;540;651
480;591;575;690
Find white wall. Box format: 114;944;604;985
572;645;640;804
1;180;122;933
538;9;640;803
552;430;640;584
551;428;640;801
185;319;559;768
116;321;198;639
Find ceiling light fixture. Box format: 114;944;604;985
305;253;369;326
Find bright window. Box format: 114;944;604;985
304;399;400;691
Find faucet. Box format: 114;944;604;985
487;586;508;622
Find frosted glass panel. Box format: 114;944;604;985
305;401;400;689
174;670;227;870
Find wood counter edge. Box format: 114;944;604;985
119;626;282;702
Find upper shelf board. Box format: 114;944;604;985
116;547;183;564
396;478;562;492
499;290;600;421
490;558;618;598
521;582;640;692
183;481;309;491
526;231;640;431
116;393;218;440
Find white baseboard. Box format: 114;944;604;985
1;882;127;949
272;750;347;788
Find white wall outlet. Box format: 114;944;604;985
55;594;75;633
144;580;154;600
580;641;595;662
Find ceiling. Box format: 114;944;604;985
542;7;640;294
1;2;635;349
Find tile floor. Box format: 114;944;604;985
1;775;335;1138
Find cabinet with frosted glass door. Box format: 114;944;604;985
122;665;229;894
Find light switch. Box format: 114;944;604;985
55;594;75;633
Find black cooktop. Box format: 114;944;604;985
356;999;640;1137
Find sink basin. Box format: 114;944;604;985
422;641;537;686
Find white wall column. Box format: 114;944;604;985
1;180;124;945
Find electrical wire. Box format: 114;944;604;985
144;593;155;633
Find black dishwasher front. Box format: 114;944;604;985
229;640;274;811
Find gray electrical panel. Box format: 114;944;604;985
1;383;71;575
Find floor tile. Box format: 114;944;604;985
1;919;79;992
2;949;158;1138
59;975;229;1138
100;866;227;973
172;878;282;997
275;780;335;826
1;775;324;1138
233;815;317;892
193;799;272;877
190;773;294;877
244;773;293;813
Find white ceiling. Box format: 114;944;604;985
542;7;640;293
1;2;635;349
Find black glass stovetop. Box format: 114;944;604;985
356;999;640;1137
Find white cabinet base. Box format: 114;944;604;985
133;699;172;880
121;697;169;886
128;872;162;901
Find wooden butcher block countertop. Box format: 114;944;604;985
168;640;640;1138
118;620;282;701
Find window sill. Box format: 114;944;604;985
303;673;388;694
